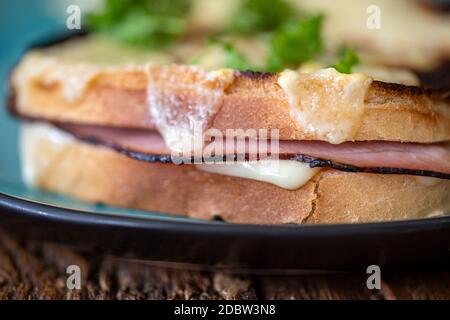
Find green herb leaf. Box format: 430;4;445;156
206;38;254;70
223;42;254;70
331;47;360;74
267;15;323;72
229;0;294;34
87;0;191;48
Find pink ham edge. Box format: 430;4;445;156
58;123;450;175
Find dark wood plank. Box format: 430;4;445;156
381;270;450;300
256;274;385;300
0;227;448;300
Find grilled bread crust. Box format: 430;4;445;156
22;124;450;224
10;55;450;144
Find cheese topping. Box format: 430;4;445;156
11;36;181;106
197;160;320;190
278;68;372;144
299;61;419;86
12;52;151;105
146;65;235;154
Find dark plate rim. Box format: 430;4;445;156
2;191;450;239
4;30;450;240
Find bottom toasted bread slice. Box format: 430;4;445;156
21;122;450;224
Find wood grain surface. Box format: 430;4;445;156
0;227;449;300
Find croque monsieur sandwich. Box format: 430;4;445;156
8;0;450;224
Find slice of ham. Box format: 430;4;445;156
279;140;450;174
57;123;450;176
59;124;170;155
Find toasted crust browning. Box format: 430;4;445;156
22;124;450;224
11;53;450;143
11;38;450;225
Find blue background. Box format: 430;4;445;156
0;0;63;188
0;0;192;221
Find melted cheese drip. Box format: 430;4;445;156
278;68;372;144
197;160;320;190
146;65;234;153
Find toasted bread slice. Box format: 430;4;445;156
21;122;450;224
10;38;450;144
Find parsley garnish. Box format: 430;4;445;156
194;38;255;71
267;15;323;71
87;0;191;48
87;0;358;74
221;41;255;70
229;0;294;34
331;47;360;74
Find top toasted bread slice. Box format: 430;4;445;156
10;36;450;144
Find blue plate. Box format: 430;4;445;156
0;4;449;271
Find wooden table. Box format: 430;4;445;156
0;228;449;300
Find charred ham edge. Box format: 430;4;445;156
291;155;450;179
74;131;450;180
79;134;172;163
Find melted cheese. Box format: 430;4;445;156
146;65;234;154
278;68;372;144
12;52;147;104
354;65;419;86
20;122;74;186
196;160;320;189
414;176;443;187
299;61;419;86
12;36;177;104
13;33;268;108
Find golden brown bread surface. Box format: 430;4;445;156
22;123;450;224
11;49;450;144
10;3;450;225
9;61;450;143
